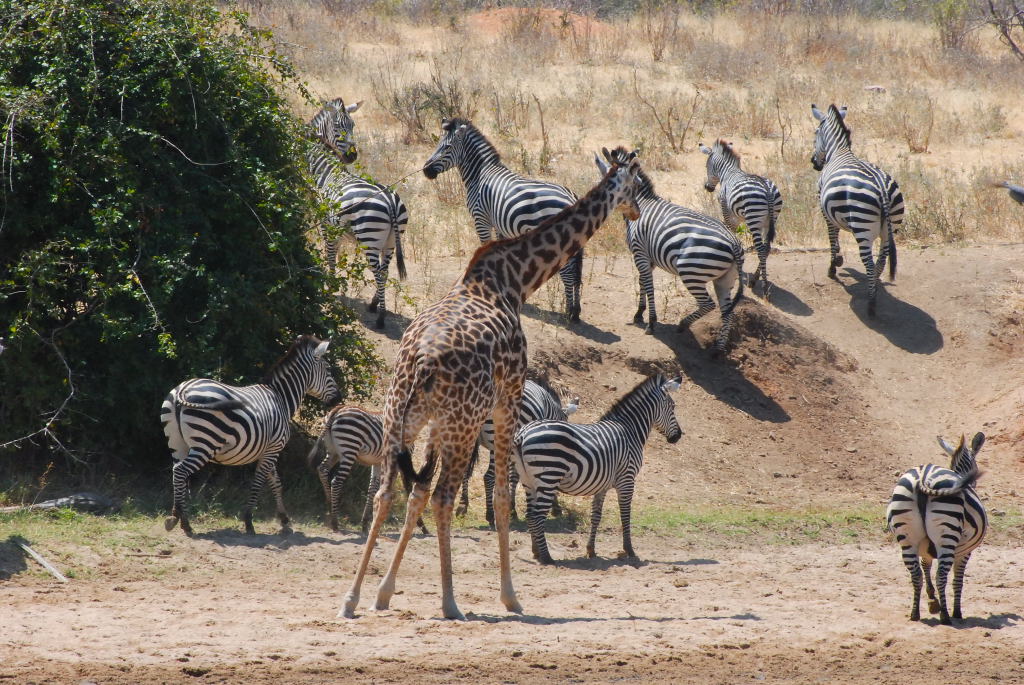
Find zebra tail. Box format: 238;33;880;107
884;201;897;281
306;433;325;470
722;243;745;318
176;397;245;411
766;207;777;247
919;466;981;497
392;358;437;486
395;225;407;281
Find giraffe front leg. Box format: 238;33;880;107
340;480;396;618
586;491;607;559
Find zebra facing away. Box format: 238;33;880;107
455;379;579;527
596;148;744;355
699;139;783;299
886;433;987;625
307;405;428;535
422;118;586;322
811;104;904;317
513;374;683;565
308;98;409;329
161;335;341;536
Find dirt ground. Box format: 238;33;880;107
3;242;1024;683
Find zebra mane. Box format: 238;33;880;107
445;117;501;163
827;104;852;146
599;374;665;421
606;146;655;198
713;139;741;167
262;334;320;384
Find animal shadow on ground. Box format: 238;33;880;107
546;555;719;571
638;325;790;423
195;528;353;549
919;613;1022;630
762;281;813;317
838;269;943;354
334;292;413;341
0;536;30;580
521;303;621;344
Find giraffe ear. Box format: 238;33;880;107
971;432;985;454
937;435;957;457
699;143;712;155
314;340;330;359
594;152;611;175
346;100;363;114
811;104;825;121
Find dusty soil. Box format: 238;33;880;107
4;242;1024;683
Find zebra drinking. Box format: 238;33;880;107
699;139;783;299
596;148;744;355
308;98;409;329
161;335;341;536
422;118;586;322
811;104;904;317
456;378;579;527
886;432;987;625
513;374;683;564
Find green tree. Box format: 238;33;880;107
0;0;380;477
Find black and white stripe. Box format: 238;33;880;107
700;139;783;298
308;98;409;329
160;335;340;536
422;118;585;321
597;149;744;354
811;104;904;317
513;374;683;564
886;432;987;624
457;379;579;527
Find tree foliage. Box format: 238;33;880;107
0;0;381;476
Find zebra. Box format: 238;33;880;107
596;148;745;355
422;118;585;322
161;335;341;536
513;374;683;565
811;104;904;317
307;405;427;535
699;139;783;299
886;432;987;625
308;98;409;329
455;379;579;527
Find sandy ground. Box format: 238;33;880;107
3;242;1024;683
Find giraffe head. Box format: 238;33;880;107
810;103;848;171
312;98;362;164
423;118;470;180
698;139;739;193
593;147;642;221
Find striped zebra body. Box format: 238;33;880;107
457;379;579;526
513;374;683;564
423;118;585;321
160;335;340;536
599;149;744;354
886;432;987;624
700;139;783;298
308;98;408;329
811;104;904;317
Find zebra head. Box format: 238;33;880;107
423;118;471;180
937;432;985;475
655;375;683;444
810;103;848;171
699;139;739;192
307;338;342;405
594;147;643;221
311;98;362;164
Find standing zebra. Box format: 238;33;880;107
886;433;987;625
514;374;683;564
596;148;744;355
422;118;585;322
699;139;783;298
308;98;409;329
456;379;579;527
811;104;904;316
308;405;428;535
161;335;341;536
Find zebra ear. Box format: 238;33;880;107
564;397;580;415
936;435;957;457
662;377;681;393
314;340;330;359
347;101;363;114
594;152;610;175
971;432;985;454
838;105;848;119
699;143;712;155
811;104;825;121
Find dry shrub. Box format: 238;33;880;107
885;90;936;154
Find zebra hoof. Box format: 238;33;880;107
834;255;844;267
536;553;555;566
586;547;596;559
367;300;379;313
928;599;940;614
244;523;256;535
164;516;179;532
279;526;293;537
909;611;920;622
940;614;952;626
644;325;655;335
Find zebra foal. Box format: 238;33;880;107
699;139;783;298
513;374;683;564
422;118;586;322
308;98;409;329
886;432;987;625
161;335;340;536
811;104;904;316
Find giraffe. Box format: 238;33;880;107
339;147;642;620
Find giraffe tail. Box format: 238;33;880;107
392;357;437;485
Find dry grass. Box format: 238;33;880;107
237;2;1024;261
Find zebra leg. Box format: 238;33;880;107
934;554;955;625
585;490;607;559
921;558;939;614
360;464;380;534
527;486;558;565
952;553;971;621
634;257;656;332
370;258;388;329
265;458;292;536
483;450;497;529
549;494;562;519
900;548;923;621
508;458;521;522
317;455;336;529
242;456;276;535
329;457;357;532
856;237;878;317
455;441;476;519
677;279;716;332
616;486;637;561
559;250;583;322
166;450;210;536
825;217;843;279
711;267;741;355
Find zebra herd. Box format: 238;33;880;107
159;97;991;626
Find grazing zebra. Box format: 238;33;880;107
161;335;341;536
811;104;904;317
456;379;579;527
699;139;783;298
513;374;683;564
422;118;585;322
307;405;428;535
308;98;409;329
886;432;987;625
596;148;744;355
